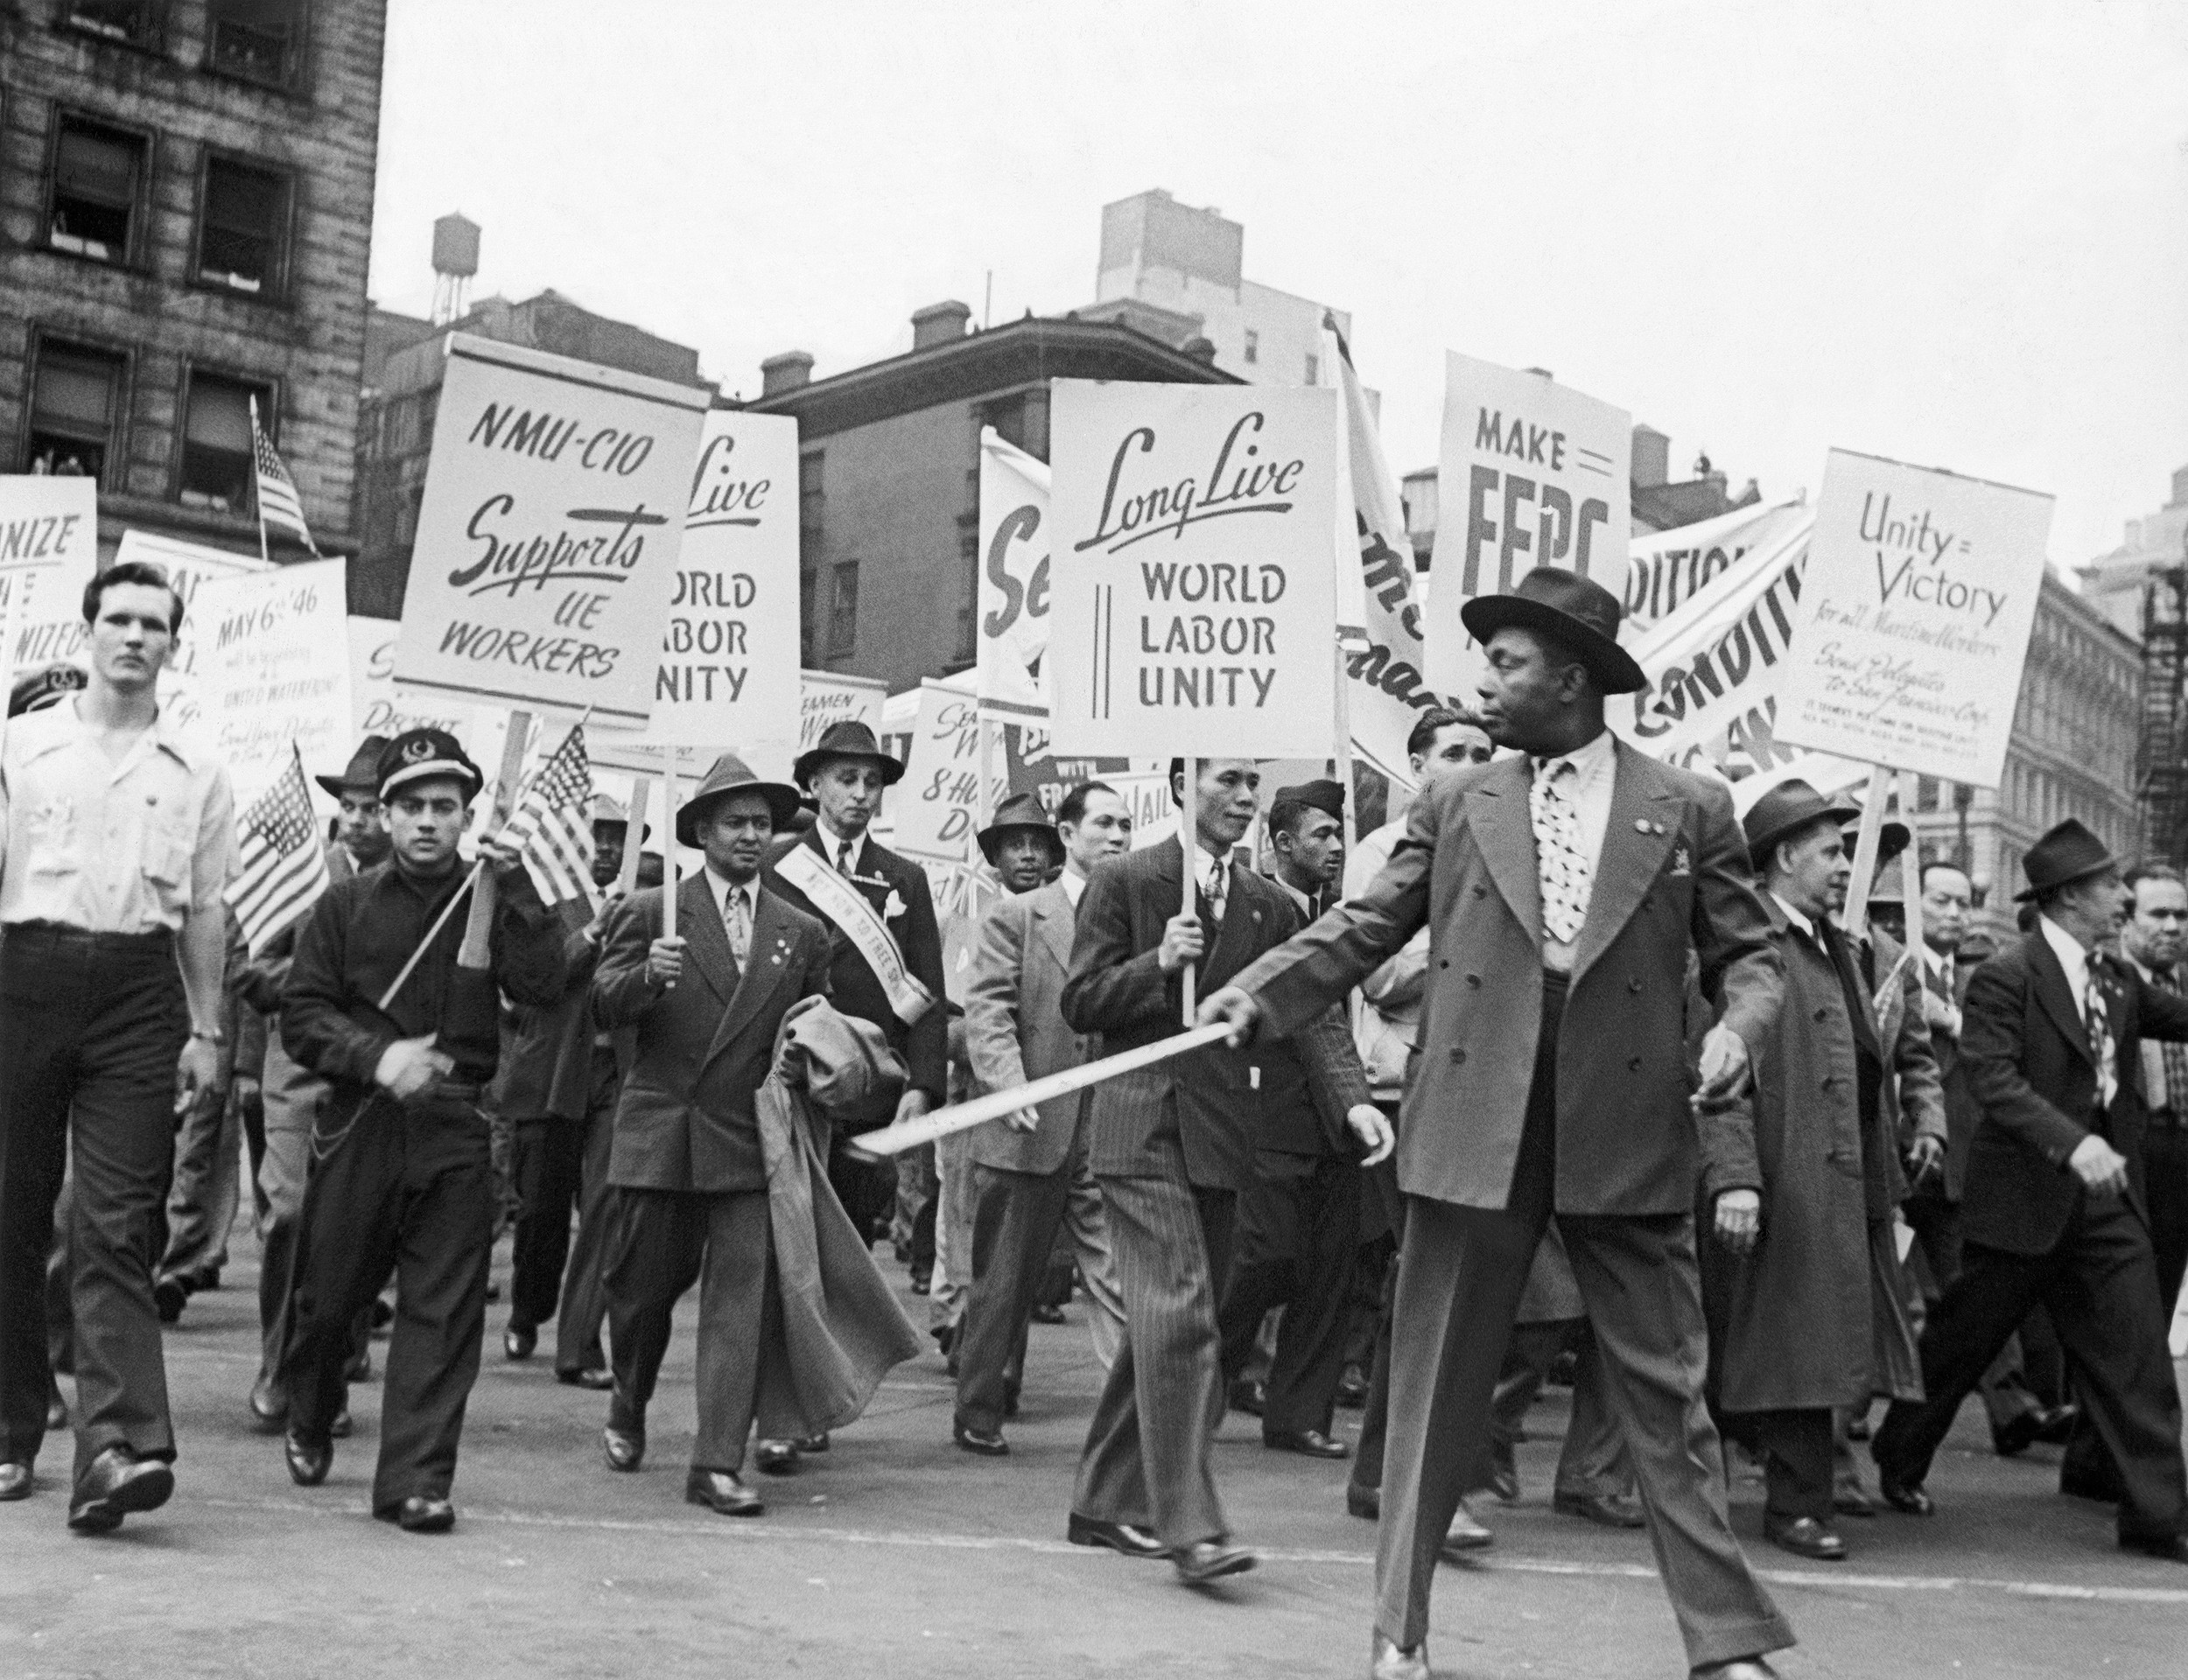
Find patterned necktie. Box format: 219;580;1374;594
837;839;858;878
1530;759;1590;945
2085;966;2117;1110
1199;850;1227;927
2152;969;2188;1116
724;884;751;967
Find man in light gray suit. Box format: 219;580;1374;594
951;786;1131;1455
1201;570;1792;1680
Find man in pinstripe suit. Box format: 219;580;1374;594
1059;758;1392;1586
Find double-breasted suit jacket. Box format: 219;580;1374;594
1234;742;1783;1214
593;875;833;1193
964;877;1092;1175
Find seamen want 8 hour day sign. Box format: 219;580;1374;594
1045;380;1337;759
393;334;711;727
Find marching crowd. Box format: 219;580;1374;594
3;559;2185;1680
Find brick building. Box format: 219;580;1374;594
741;302;1237;696
1;0;386;563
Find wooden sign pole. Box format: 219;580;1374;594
1842;766;1891;948
661;755;679;948
617;774;650;900
457;708;531;970
1898;769;1927;962
1180;754;1197;1026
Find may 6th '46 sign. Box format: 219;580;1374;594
1045;381;1336;758
394;334;711;726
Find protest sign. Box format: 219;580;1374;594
1774;450;2052;787
391;334;711;726
893;680;985;864
114;529;269;733
977;429;1052;714
1046;380;1338;758
0;476;98;705
1422;354;1630;697
1623;497;1807;633
193;557;352;802
799;668;888;762
347;615;516;805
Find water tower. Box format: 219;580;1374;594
431;212;480;326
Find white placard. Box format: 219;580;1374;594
347;614;515;801
392;334;710;725
1046;381;1337;758
114;528;270;735
893;680;983;864
1774;450;2052;788
798;669;888;757
193;557;352;802
976;428;1051;712
1422;354;1630;697
0;476;99;704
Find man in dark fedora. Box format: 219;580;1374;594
953;787;1130;1455
1199;567;1792;1680
593;754;833;1516
1873;818;2188;1562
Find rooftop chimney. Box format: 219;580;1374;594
1630;424;1670;489
911;300;971;350
760;352;813;396
1182;336;1218;365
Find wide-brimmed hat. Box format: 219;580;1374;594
676;752;803;847
1848;819;1913;903
1459;568;1646;695
376;728;483;802
792;720;904;791
1743;779;1862;867
317;734;391;799
976;793;1062;867
2015;818;2120;903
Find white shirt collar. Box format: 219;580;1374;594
815;817;864;873
1920;941;1953;976
2038;914;2094;1004
1771;892;1816;940
1535;724;1616;787
703;864;757;923
1060;868;1087;907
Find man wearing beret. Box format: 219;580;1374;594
276;728;569;1533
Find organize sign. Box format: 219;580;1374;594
1046;380;1337;758
0;475;98;704
393;334;710;725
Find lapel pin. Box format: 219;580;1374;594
1635;818;1650;832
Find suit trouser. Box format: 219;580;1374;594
0;928;186;1483
1217;1152;1361;1438
508;1118;587;1332
1492;1320;1632;1498
159;1074;242;1291
929;1130;978;1333
2147;1122;2188;1320
603;1186;782;1473
1873;1198;2186;1542
281;1089;494;1513
1375;976;1791;1666
1074;1155;1237;1549
1723;1407;1834;1523
1904;1187;2045;1433
254;1032;323;1388
552;1068;620;1376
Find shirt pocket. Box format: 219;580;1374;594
22;797;79;878
141;821;195;915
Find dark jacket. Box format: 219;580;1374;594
283;858;567;1089
593;873;831;1194
497;900;611;1123
1959;928;2188;1256
762;827;948;1107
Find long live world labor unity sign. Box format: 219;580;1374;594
393;334;711;726
1045;380;1337;758
1774;449;2052;786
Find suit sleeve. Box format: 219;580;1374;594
964;896;1032;1096
1890;949;1948;1149
1960;956;2087;1167
280;883;391;1088
1297;1004;1372;1127
590;892;662;1029
1061;856;1178;1034
1689;777;1783;1064
489;865;570;1009
2133;969;2188;1043
1689;955;1761;1197
897;865;949;1102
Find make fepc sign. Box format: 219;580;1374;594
1045;380;1337;758
1422;354;1630;697
392;334;710;726
1775;448;2053;788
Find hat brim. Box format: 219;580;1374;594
2013;852;2120;902
676;782;804;849
976;822;1064;867
792;745;906;790
1459;592;1646;694
1747;800;1863;866
379;760;484;802
315;775;377;799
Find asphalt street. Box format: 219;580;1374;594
4;1228;2184;1680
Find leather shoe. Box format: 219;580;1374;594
1067;1511;1168;1558
503;1324;536;1362
1030;1303;1067;1326
344;1347;372;1382
685;1467;763;1516
1335;1363;1369;1410
67;1446;172;1533
1690;1661;1779;1679
1227;1377;1266;1418
46;1391;67;1433
2035;1402;2080;1445
953;1422;1008;1457
1482;1457;1522;1504
1991;1408;2044;1458
153;1278;188;1326
1441;1498;1494;1553
1370;1632;1430;1680
603;1401;645;1472
329;1404;352;1440
1764;1514;1847;1561
1172;1538;1255;1586
248;1375;288;1434
285;1430;332;1487
1345;1481;1379;1521
2119;1532;2188;1563
558;1367;614;1390
754;1439;799;1474
1877;1473;1933;1516
1554;1490;1645;1530
1833;1486;1877;1518
795;1432;829;1454
0;1461;32;1501
1266;1428;1349;1460
388;1494;455;1533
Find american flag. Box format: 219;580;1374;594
249;395;319;556
502;724;599;910
225;748;331;956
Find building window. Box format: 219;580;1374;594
955;528;979;666
1242;329;1259;365
49;116;147;264
799;568;817;664
62;2;158;43
799;451;824;514
1916;776;1939;813
207;0;301;87
198;156;291;295
1304;352;1318;383
26;340;125;483
827;561;859;659
179;370;274;513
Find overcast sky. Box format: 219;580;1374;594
368;0;2188;569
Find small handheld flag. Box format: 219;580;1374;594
502;724;599;910
226;747;331;955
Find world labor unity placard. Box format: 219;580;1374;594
1776;448;2053;788
1044;380;1337;759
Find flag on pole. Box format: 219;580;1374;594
503;724;599;910
250;396;319;556
225;747;331;956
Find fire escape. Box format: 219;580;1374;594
2137;540;2188;866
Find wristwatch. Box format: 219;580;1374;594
189;1027;228;1045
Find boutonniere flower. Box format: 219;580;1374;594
883;889;908;921
1670;844;1692;878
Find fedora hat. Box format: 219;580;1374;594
1743;778;1862;867
2014;818;2120;902
1459;568;1646;695
792;720;905;791
317;734;390;799
375;728;482;802
676;752;803;847
976;793;1062;867
1847;819;1912;903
